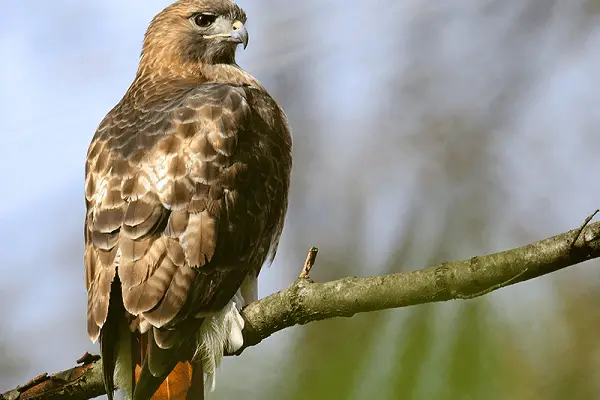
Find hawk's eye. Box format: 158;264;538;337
193;13;217;28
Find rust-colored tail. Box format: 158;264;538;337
132;361;204;400
134;362;202;400
132;320;205;400
100;283;206;399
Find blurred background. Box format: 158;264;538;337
2;0;600;398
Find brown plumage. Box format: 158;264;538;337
84;1;292;399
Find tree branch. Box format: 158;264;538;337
4;219;600;400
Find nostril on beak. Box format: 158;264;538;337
232;20;243;31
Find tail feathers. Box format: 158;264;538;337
114;319;134;399
101;278;128;400
187;363;205;400
100;327;117;400
134;359;191;400
114;287;249;399
133;321;202;400
141;362;193;400
133;347;183;399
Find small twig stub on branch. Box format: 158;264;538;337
299;246;319;279
570;209;599;249
76;352;100;364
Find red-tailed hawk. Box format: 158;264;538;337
84;1;292;399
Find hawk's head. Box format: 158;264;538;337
141;0;248;71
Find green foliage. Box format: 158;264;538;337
388;305;435;399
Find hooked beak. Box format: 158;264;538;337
230;20;248;49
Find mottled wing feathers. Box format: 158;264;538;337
85;82;290;343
